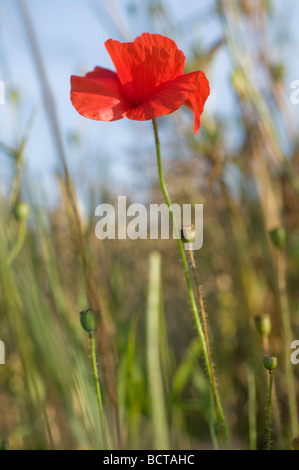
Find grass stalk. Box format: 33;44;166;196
277;252;298;437
4;222;26;267
146;251;170;450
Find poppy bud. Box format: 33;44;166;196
268;227;286;250
263;356;278;372
254;315;272;337
181;225;196;244
292;435;299;450
13;202;30;222
80;309;97;334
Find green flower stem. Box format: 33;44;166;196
89;332;108;449
5;222;27;267
188;248;219;422
9;164;22;208
152;118;230;448
247;367;257;450
266;371;274;450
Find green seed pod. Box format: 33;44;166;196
268;227;286;250
254;315;272;337
181;226;196;243
292;435;299;450
263;356;278;371
13;202;30;222
80;309;97;334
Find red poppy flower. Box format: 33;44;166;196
70;33;210;134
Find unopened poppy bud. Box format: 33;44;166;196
254;315;272;337
181;225;196;243
263;356;278;371
292;435;299;450
268;227;286;250
13;202;30;222
80;309;97;334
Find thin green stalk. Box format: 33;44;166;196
89;333;108;449
152;118;230;448
5;222;27;267
247;367;257;450
9;161;22;208
266;371;274;450
277;252;298;437
188;248;220;430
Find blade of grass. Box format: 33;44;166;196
146;251;170;450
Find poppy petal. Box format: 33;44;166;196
70;67;130;121
125;71;200;121
134;33;180;51
184;71;210;133
105;39;185;106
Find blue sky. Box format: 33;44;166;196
0;0;299;206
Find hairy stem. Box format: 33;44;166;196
89;333;108;449
266;371;274;450
152;118;230;448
